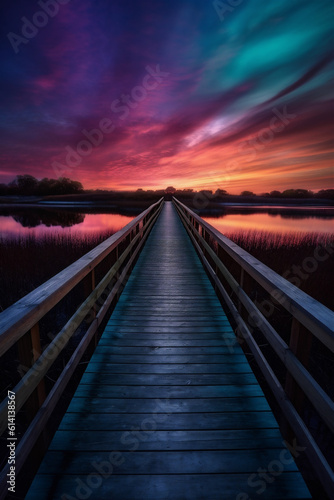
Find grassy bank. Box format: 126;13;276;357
1;228;332;312
0;231;116;312
226;230;334;311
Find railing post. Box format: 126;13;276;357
115;244;122;303
84;269;97;347
17;324;49;473
17;323;45;417
238;267;246;315
282;317;313;442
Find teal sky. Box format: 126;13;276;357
0;0;333;191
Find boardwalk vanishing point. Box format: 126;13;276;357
1;199;333;499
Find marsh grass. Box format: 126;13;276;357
224;229;334;311
226;229;333;250
0;230;117;312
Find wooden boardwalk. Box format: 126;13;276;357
26;202;311;499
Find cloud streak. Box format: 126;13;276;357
0;0;333;193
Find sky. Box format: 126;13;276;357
0;0;333;193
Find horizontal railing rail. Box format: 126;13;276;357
173;196;334;497
0;197;164;496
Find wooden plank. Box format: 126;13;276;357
98;339;237;346
99;333;236;340
109;314;230;321
89;354;247;364
102;326;236;333
80;372;259;385
66;396;271;414
73;384;264;399
91;345;243;354
38;449;300;475
24;201;311;500
49;428;284;451
25;473;311;500
59;411;281;431
83;362;251;374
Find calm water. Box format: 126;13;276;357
203;207;334;246
0;209;136;310
0;210;134;241
0;206;333;243
0;205;333;310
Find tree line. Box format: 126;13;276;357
164;187;334;199
0;175;332;199
0;175;84;196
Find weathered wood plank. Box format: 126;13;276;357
87;353;247;364
24;202;311;500
97;338;237;346
99;332;236;340
82;362;252;374
25;473;311;500
66;396;270;414
102;326;236;333
80;372;259;385
92;345;242;355
49;427;283;451
38;449;300;475
73;384;263;399
59;411;280;431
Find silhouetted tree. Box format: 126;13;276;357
269;190;282;198
282;189;313;198
240;190;256;197
215;189;228;196
316;189;334;200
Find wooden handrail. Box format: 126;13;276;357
0;198;164;495
0;197;163;356
173;197;334;350
173;196;334;497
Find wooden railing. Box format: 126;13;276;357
173;197;334;497
0;197;164;494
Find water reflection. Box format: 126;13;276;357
203;209;334;244
0;208;135;240
0;206;333;243
12;211;85;228
201;206;334;220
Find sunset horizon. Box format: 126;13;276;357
1;0;333;194
1;172;333;196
